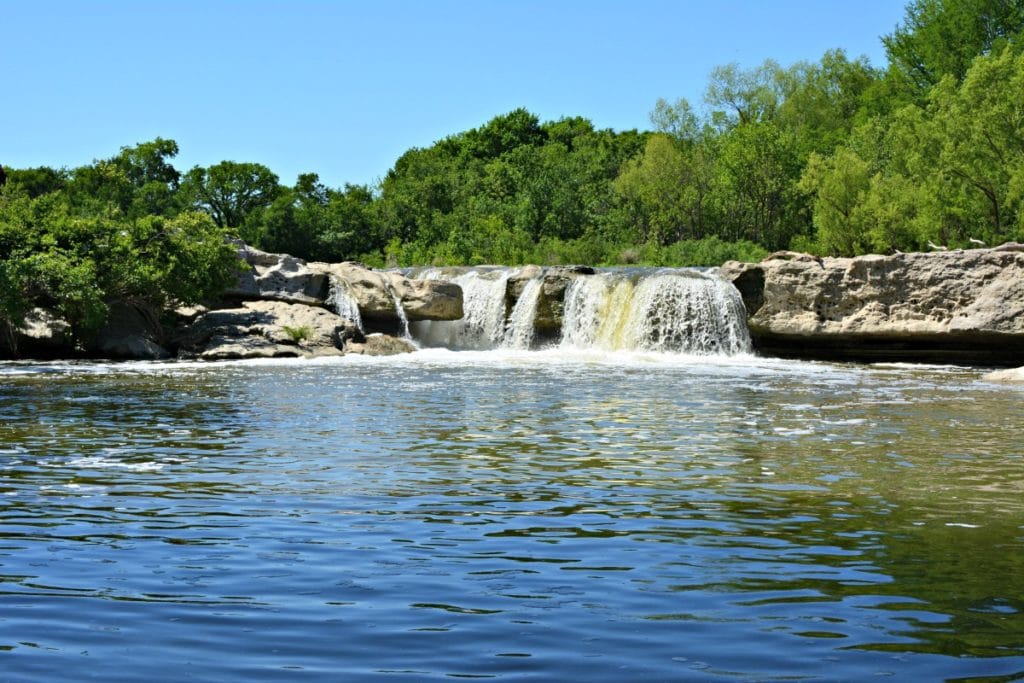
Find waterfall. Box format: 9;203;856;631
327;277;364;333
386;284;412;340
503;276;543;350
408;266;751;355
411;269;511;349
560;270;751;354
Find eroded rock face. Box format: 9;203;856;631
311;262;463;323
226;244;328;305
178;300;357;360
720;247;1024;364
506;265;595;333
221;245;464;332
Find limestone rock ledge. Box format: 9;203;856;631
983;367;1024;383
310;262;463;323
720;245;1024;365
176;300;358;360
162;245;462;361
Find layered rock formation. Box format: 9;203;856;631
721;245;1024;365
176;300;361;360
312;262;463;323
176;245;464;359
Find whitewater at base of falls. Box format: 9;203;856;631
409;266;751;356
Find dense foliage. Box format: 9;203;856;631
0;141;239;353
2;0;1022;351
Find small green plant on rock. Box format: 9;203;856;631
282;325;313;344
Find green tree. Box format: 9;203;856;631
3;166;68;198
1;181;237;354
183;160;281;230
883;0;1024;99
615;134;704;245
706;60;785;127
67;138;183;218
712;120;801;248
929;45;1024;240
776;50;881;159
798;148;873;254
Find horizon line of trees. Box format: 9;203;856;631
2;0;1023;348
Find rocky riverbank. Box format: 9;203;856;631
8;242;1024;376
720;245;1024;367
10;243;465;361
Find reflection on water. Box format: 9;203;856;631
1;352;1023;681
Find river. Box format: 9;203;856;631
1;350;1022;681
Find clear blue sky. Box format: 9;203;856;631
3;0;907;189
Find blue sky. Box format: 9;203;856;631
3;1;907;189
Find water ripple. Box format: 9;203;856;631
1;356;1023;681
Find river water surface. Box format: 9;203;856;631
1;351;1022;681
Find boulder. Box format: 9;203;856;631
9;308;74;358
344;333;418;356
178;300;356;360
720;247;1024;364
225;243;328;305
92;302;170;360
311;262;463;323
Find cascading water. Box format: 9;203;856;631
407;266;751;355
560;270;751;354
410;269;512;349
502;276;543;350
327;277;364;333
385;284;412;340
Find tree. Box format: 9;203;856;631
183;161;281;230
650;98;700;141
929;46;1024;240
712;120;801;248
1;182;237;354
462;108;546;158
615;134;709;245
798;148;873;254
67;138;183;218
883;0;1024;99
705;60;786;127
3;166;67;198
776;50;881;159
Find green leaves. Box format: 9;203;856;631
182;161;281;230
0;177;237;354
883;0;1024;100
